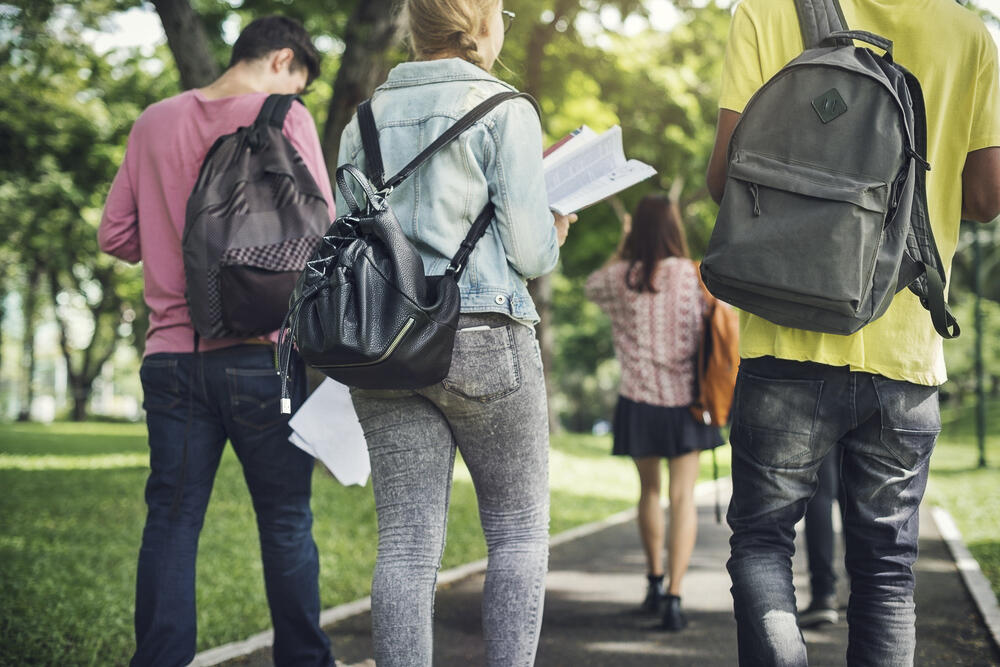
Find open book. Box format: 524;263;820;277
543;125;657;215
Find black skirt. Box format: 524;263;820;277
612;395;724;459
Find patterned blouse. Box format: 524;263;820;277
585;257;706;408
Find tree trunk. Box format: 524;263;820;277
152;0;220;90
70;380;93;423
16;270;40;422
48;270;122;422
321;0;403;187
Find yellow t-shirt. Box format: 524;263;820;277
719;0;1000;386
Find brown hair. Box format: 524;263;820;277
404;0;498;67
621;194;691;293
229;15;321;85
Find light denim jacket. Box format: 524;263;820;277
336;58;559;324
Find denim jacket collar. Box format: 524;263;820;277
377;58;518;93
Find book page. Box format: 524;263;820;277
543;126;597;166
544;126;626;209
549;160;658;215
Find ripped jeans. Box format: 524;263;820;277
350;313;550;667
726;356;939;667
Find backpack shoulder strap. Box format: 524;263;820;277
248;94;301;152
794;0;849;49
895;70;960;339
255;94;301;128
369;91;539;194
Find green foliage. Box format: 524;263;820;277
0;3;171;416
942;295;1000;401
0;420;728;665
488;2;732;428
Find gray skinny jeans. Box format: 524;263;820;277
350;313;550;667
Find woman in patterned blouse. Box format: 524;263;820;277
585;194;723;631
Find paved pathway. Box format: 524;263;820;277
223;480;999;666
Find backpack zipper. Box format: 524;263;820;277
747;183;761;216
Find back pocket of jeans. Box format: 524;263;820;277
442;325;521;403
872;376;939;470
140;358;182;412
734;371;824;468
226;367;285;431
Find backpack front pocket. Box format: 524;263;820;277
715;150;889;317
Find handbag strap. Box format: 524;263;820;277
358;91;539;194
447;203;495;279
358;99;388;189
356;90;540;279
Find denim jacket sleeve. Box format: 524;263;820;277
485;98;560;279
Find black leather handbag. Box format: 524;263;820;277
277;91;538;411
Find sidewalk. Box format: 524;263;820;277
221;480;999;665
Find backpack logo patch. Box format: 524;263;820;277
812;88;848;124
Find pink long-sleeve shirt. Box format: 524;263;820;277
99;89;335;356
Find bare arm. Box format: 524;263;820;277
962;146;1000;222
706;109;741;204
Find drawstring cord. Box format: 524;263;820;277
276;284;320;414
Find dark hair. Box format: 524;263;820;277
229;16;321;85
621;194;690;293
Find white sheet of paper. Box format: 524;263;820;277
288;378;370;486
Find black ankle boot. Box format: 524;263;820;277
640;575;666;614
659;594;688;631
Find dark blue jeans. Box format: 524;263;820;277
804;443;844;602
132;345;332;667
727;356;939;667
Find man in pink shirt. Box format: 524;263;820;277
100;16;335;667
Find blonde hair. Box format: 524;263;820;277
404;0;498;67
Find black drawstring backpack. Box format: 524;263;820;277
277;91;538;412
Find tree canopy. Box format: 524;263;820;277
1;0;997;423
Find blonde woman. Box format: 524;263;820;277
335;1;576;665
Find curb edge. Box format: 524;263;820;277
930;504;1000;653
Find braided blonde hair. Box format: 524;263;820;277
404;0;499;68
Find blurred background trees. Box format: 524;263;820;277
0;0;996;425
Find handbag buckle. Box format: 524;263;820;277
369;185;394;211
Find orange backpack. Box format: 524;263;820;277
690;262;740;427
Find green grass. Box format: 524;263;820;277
926;398;1000;597
0;421;729;666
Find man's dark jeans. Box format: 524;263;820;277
132;345;332;667
804;443;844;602
727;356;939;666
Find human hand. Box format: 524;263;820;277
553;212;578;247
